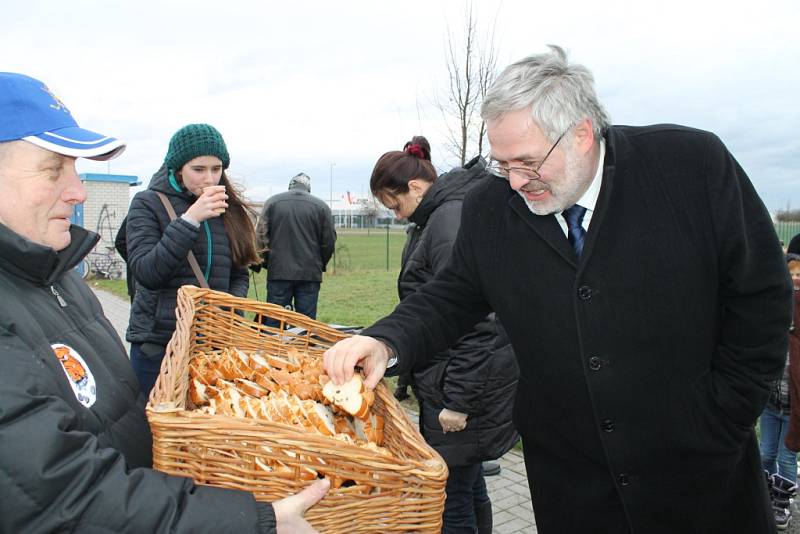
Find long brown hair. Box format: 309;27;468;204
219;171;260;268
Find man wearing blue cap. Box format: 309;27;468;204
0;72;327;534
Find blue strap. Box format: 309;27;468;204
202;221;212;282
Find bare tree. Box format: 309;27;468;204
434;3;500;166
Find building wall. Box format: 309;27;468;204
82;181;130;275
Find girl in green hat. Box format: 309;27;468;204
125;123;260;395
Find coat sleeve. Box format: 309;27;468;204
363;191;492;377
426;201;495;414
255;201;270;263
705;133;793;429
320;204;336;268
0;334;274;534
114;215;128;261
126;192;201;291
229;265;250;298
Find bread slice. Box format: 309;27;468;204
235;378;270;398
266;353;301;372
354;413;384;445
249;352;271;374
322;374;374;419
189;378;209;406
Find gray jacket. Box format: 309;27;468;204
256;185;336;281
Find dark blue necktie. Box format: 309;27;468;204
562;204;587;257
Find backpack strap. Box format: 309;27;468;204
155;192;209;289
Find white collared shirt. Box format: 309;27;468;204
556;139;605;237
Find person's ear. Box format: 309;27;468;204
407;178;428;197
572;118;595;155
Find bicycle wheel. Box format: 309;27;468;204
77;258;90;279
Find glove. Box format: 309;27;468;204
439;408;468;433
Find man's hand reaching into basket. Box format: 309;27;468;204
323;335;392;389
273;478;330;533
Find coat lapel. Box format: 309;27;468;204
508;194;578;267
579;138;617;266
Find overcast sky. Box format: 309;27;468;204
4;0;798;211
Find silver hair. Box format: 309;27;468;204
481;45;610;142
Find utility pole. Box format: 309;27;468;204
330;163;335;212
330;163;336;273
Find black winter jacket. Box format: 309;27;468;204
256;185;336;281
0;223;275;533
401;156;519;467
126;166;249;345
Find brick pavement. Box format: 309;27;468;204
91;287;538;532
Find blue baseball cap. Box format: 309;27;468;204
0;72;125;161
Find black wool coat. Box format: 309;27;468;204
365;125;792;533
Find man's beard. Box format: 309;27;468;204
520;144;591;216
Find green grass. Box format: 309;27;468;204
89;278;129;300
245;228;406;326
245;268;400;327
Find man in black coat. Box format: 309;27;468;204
324;46;792;533
256;173;336;322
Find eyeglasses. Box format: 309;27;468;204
488;129;568;181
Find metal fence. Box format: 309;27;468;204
775;222;800;248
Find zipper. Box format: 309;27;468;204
50;285;68;308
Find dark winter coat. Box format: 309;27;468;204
364;125;792;533
0;223;274;533
126;166;249;346
256;185;336;281
400;156;518;467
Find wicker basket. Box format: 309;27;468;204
147;286;448;533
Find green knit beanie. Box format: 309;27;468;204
164;123;230;171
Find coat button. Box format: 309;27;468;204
578;286;592;300
589;356;603;371
618;473;630;486
602;419;615;432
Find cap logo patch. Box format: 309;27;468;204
52;343;96;407
41;84;71;115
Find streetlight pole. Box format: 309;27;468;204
330;163;335;214
330;163;336;273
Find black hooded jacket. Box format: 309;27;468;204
401;156;519;466
0;223;274;533
126;166;249;345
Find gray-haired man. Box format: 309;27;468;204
323;46;791;533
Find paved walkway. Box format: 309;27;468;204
92;287;538;533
